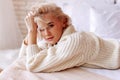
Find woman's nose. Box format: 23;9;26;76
44;29;50;36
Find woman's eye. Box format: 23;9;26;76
49;24;54;27
48;24;54;29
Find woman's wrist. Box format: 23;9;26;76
28;31;37;45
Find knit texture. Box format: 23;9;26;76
19;25;120;72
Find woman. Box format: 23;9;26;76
19;3;120;72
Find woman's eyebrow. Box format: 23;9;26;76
47;22;54;25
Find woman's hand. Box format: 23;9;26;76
25;11;37;32
24;11;38;45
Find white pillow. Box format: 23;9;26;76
90;6;120;39
85;0;115;8
71;1;91;32
116;0;120;5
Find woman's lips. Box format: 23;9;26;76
46;37;54;41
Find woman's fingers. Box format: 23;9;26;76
29;11;36;17
24;11;37;32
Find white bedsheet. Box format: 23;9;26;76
0;49;120;80
0;49;19;69
82;67;120;80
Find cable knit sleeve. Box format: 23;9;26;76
26;32;100;72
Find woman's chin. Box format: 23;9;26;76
46;40;56;45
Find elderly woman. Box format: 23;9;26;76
19;3;120;72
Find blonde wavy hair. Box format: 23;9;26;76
30;3;71;27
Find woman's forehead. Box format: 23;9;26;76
35;13;60;28
40;14;57;22
37;19;54;29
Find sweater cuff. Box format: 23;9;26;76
26;44;41;57
19;41;27;57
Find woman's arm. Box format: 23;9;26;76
26;32;100;72
19;11;38;58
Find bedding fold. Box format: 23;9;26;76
0;57;113;80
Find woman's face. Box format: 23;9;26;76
37;13;66;45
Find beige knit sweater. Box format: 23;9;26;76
19;25;120;72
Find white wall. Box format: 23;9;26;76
0;0;22;49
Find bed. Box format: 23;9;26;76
0;49;19;70
0;0;120;80
0;49;120;80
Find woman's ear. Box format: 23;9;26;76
63;17;68;28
